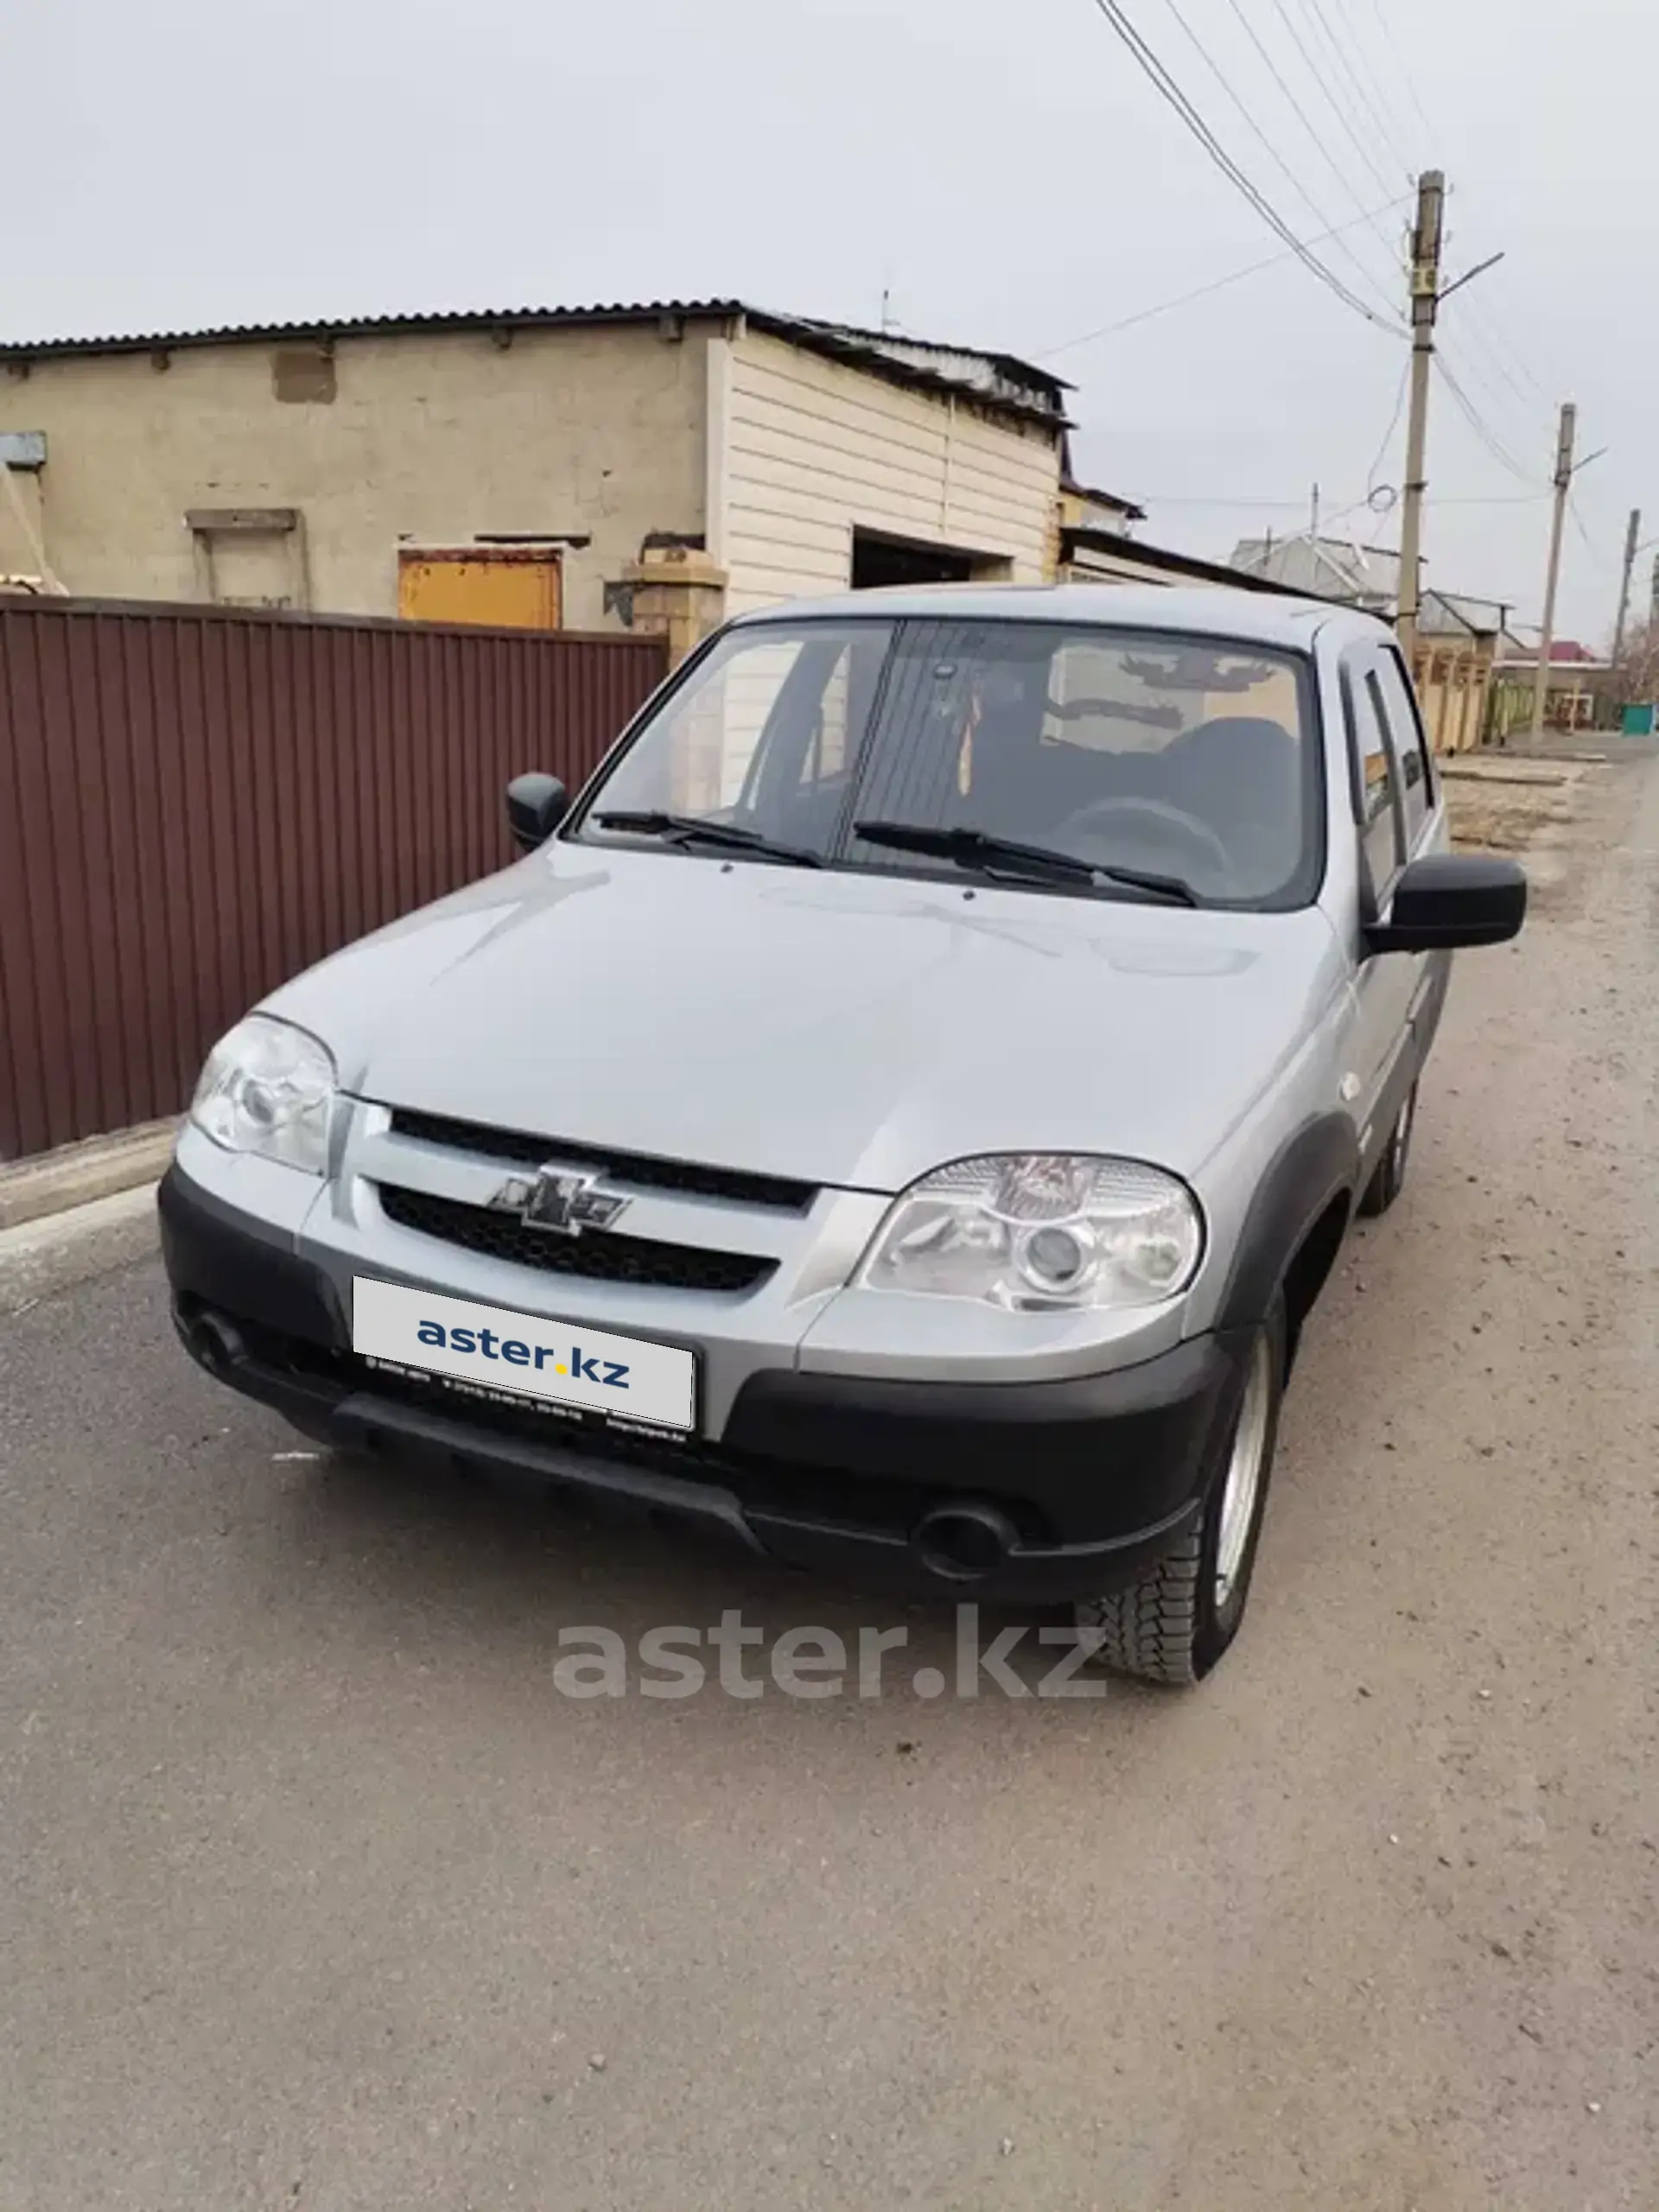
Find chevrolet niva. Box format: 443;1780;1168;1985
162;587;1525;1683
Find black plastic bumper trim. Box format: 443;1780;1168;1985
161;1161;1242;1600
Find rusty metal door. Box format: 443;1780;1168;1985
397;547;562;630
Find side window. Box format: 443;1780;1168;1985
1370;651;1433;844
1347;659;1402;892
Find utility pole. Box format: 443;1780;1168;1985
1310;482;1320;541
1395;169;1445;668
1611;506;1641;670
1529;402;1577;739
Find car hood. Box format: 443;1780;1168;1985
263;847;1344;1192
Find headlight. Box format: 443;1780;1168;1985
189;1015;337;1174
855;1154;1203;1313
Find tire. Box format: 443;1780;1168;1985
1357;1079;1417;1218
1075;1297;1287;1687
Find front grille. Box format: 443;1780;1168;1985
378;1185;775;1294
386;1107;817;1214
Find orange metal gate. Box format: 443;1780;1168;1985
397;547;563;630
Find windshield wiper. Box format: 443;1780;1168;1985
592;810;823;868
853;822;1198;906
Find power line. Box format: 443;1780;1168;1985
1433;193;1564;425
1264;0;1400;200
1152;0;1399;316
1361;0;1438;151
1081;0;1402;334
1568;492;1618;576
1292;0;1418;181
1217;0;1400;254
1433;356;1545;488
1130;488;1546;508
1364;352;1411;491
1444;299;1543;416
1456;286;1559;412
1438;332;1551;449
1436;310;1568;493
1437;359;1538;486
1143;495;1320;508
1038;195;1408;356
1327;0;1433;165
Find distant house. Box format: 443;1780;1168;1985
1414;589;1511;753
1057;480;1313;598
1230;529;1509;753
1490;635;1612;737
1230;531;1400;613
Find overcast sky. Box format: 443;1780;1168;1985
4;0;1650;639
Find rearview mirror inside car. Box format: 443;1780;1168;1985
505;772;569;851
1368;852;1527;955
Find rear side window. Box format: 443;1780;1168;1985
1370;652;1433;844
1347;662;1402;891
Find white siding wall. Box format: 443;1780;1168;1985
723;331;1060;614
1064;550;1186;589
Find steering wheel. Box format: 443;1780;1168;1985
1057;795;1232;877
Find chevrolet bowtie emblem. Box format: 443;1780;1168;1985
488;1166;630;1237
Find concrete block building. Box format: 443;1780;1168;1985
0;302;1070;658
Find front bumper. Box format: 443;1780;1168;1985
159;1163;1250;1602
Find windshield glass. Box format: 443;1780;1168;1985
575;615;1321;908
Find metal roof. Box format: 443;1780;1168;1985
0;298;1070;428
0;296;747;357
1418;588;1510;638
1060;525;1318;599
1230;532;1401;604
1063;476;1148;522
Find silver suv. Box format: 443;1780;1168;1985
161;587;1525;1682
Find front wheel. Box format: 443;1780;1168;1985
1076;1299;1286;1686
1357;1080;1416;1217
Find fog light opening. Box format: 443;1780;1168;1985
912;1502;1017;1583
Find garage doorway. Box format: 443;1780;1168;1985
850;527;1013;591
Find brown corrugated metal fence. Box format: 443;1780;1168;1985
0;598;667;1160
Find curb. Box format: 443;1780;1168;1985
0;1120;178;1233
0;1182;162;1313
1440;761;1569;789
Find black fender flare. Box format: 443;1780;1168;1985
1215;1113;1359;1333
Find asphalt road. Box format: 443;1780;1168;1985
3;760;1656;2211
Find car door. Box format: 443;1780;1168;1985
1340;641;1423;1166
1370;639;1452;1068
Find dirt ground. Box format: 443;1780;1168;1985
1444;760;1588;856
2;754;1656;2210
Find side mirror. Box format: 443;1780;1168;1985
1368;852;1527;955
505;772;569;851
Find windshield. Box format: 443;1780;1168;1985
574;615;1321;908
